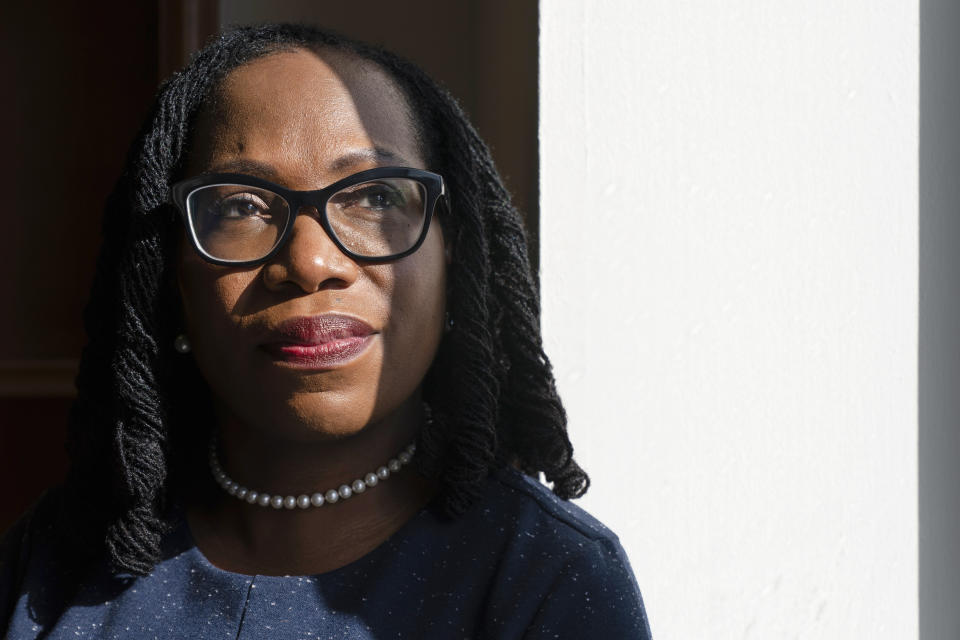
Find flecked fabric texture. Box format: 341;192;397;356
1;467;652;639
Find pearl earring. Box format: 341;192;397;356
444;311;454;333
173;334;192;354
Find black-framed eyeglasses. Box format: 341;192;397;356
169;166;445;266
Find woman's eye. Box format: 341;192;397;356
214;194;271;219
353;185;404;210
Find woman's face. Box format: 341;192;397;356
176;48;447;442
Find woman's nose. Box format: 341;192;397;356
261;209;360;292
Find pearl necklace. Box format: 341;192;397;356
209;437;417;510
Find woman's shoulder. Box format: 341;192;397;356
461;465;633;566
484;465;625;544
0;487;65;635
427;466;653;638
0;499;34;628
1;487;61;574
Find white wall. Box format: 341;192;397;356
540;2;919;638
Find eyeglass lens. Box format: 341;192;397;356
186;178;428;262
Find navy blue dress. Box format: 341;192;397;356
1;467;652;639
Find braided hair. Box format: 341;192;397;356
61;23;588;577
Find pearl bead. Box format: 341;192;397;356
258;494;271;507
377;466;390;480
270;496;284;509
365;472;378;487
297;495;311;509
227;483;238;496
245;491;259;504
236;488;248;499
388;458;401;472
283;496;297;509
338;484;352;500
352;479;366;493
398;451;411;464
325;489;339;504
310;493;325;507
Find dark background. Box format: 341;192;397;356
0;0;537;532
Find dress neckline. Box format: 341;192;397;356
166;499;436;580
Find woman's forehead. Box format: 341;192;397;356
187;48;423;186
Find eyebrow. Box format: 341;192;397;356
206;147;408;181
206;158;280;180
327;147;407;172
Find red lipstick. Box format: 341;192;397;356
260;315;375;369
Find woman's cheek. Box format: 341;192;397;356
179;266;249;358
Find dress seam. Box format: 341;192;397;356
491;468;620;544
233;579;255;640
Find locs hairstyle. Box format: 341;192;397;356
60;23;588;576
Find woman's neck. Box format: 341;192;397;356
185;397;439;576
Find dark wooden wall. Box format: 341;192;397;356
0;1;537;533
0;0;221;532
0;1;164;531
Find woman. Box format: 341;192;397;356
0;24;651;638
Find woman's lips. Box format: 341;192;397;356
259;314;375;369
261;335;373;368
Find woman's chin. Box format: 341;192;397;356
267;400;379;443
